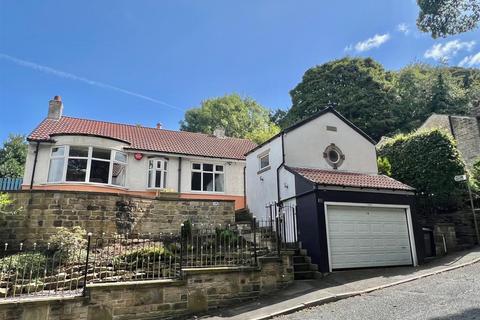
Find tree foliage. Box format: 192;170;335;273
0;134;28;178
284;58;397;141
283;59;480;140
180;94;280;144
417;0;480;38
378;129;466;211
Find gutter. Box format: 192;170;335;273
243;166;247;209
29;141;40;190
276;133;286;203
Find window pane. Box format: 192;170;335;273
66;159;87;181
92;148;111;160
69;146;89;157
148;169;155;188
192;163;201;170
155;171;162;188
51;147;65;157
203;172;214;191
111;163;126;186
164;161;168;171
149;160;154;170
260;155;269;168
215;173;224;192
203;164;213;172
90;160;110;184
115;152;127;163
191;172;202;190
215;165;224;172
48;158;64;182
157;161;162;169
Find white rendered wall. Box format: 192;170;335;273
284;112;378;174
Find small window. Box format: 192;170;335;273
323;144;345;169
48;147;65;182
259;154;270;170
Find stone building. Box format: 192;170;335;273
419;107;480;170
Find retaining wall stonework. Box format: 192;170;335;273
0;191;235;246
0;257;293;320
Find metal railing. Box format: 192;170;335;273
0;219;293;299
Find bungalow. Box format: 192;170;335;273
23;96;256;209
246;107;425;272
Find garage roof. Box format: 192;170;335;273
288;167;414;191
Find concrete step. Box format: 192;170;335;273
294;270;317;280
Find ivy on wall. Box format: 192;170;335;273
378;129;466;212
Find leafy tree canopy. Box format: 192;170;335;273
284;57;397;141
378;129;466;211
283;58;480;141
0;134;27;178
180;94;280;144
417;0;480;38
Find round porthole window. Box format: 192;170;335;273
323;144;344;169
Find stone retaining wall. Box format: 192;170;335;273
0;191;235;246
0;256;293;320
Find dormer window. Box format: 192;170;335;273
324;144;345;169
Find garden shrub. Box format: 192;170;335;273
378;129;466;211
47;226;87;262
0;252;47;277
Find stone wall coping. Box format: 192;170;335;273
0;294;84;306
86;279;183;289
182;266;258;274
5;190;235;203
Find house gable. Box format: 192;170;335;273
283;111;378;174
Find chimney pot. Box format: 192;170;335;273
48;95;64;120
156;123;162;129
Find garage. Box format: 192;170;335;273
326;204;414;270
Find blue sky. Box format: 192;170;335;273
1;0;480;143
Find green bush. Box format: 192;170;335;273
114;245;172;265
378;129;466;211
47;226;87;262
0;252;47;276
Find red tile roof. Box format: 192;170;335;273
28;117;257;160
289;167;414;191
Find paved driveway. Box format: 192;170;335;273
276;262;480;320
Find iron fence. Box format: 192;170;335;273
0;217;295;299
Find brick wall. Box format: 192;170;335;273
0;256;293;320
0;191;235;247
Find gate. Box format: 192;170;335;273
264;202;299;250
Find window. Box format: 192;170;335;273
191;163;224;192
47;146;127;186
259;154;270;170
47;147;65;182
148;159;168;189
323;144;345;169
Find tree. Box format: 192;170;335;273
284;57;398;141
378;129;466;211
0;134;27;178
417;0;480;38
180;94;280;144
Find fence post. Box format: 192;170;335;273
180;224;184;275
83;232;92;297
293;205;298;244
252;217;258;266
275;212;281;257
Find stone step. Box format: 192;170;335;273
294;270;316;280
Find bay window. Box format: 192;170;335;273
148;159;168;189
191;163;224;192
47;146;127;187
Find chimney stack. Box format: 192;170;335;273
213;127;226;138
48;95;63;120
156;123;162;129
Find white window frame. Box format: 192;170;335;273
190;162;225;193
259;153;270;170
47;146;67;183
147;158;168;189
47;145;128;187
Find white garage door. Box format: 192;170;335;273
326;205;413;270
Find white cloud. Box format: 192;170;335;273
459;52;480;67
353;33;391;52
397;23;410;35
0;53;183;111
424;40;476;61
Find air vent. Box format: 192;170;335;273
326;126;337;132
